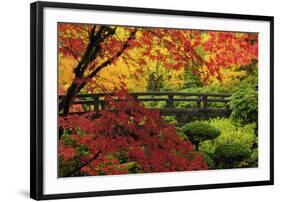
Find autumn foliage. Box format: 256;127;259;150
58;23;259;175
59;89;207;176
58;24;258;115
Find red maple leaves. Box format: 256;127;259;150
58;23;258;85
59;89;207;176
59;143;76;161
58;23;259;176
202;32;258;81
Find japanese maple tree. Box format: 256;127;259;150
58;23;258;116
59;89;207;176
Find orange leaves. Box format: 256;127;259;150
58;23;89;58
139;58;146;66
202;32;258;69
199;32;258;81
58;23;259;93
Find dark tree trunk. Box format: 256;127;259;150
58;26;117;116
194;142;199;151
58;29;137;117
59;82;79;116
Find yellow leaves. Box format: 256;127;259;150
115;27;131;40
58;55;77;92
88;57;148;93
162;68;185;90
207;65;247;88
59;49;186;93
200;32;210;43
58;52;249;95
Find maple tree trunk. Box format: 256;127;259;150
59;29;137;117
194;142;199;151
59;79;89;116
58;26;116;116
59;82;78;116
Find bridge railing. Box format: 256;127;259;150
59;92;231;123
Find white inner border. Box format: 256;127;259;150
43;7;271;195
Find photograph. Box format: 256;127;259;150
58;23;259;177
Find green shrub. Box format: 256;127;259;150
174;100;197;108
229;85;258;124
249;148;258;167
214;142;251;169
238;148;259;168
198;118;258;169
163;116;178;125
199;118;256;154
200;152;215;169
144;100;166;109
176;126;187;140
183;121;220;150
180;85;230;94
182;67;202;88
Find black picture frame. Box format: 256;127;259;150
30;1;274;200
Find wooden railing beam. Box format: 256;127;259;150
59;92;232;122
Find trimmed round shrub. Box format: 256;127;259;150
214;142;251;168
183;121;220;150
199;118;256;154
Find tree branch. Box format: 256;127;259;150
59;28;137;116
86;29;138;80
61;44;80;62
79;26;117;76
63;151;101;177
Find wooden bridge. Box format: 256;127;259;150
59;92;232;124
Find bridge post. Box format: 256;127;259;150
177;114;186;125
167;95;174;108
202;95;208;119
93;95;100;111
202;95;208;109
196;100;201;108
100;100;105;110
132;95;138;101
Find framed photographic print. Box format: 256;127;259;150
30;1;274;200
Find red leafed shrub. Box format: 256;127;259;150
59;89;207;177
